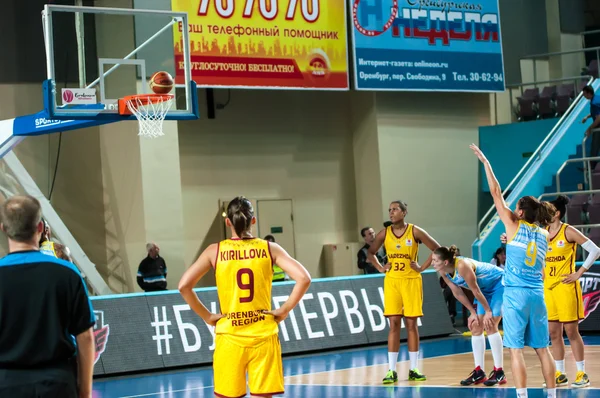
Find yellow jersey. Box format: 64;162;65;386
384;224;420;279
214;238;278;343
545;223;577;289
40;240;58;258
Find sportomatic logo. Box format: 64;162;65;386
93;310;110;364
580;272;600;323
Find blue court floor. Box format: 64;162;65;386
92;335;600;398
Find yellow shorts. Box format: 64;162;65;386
213;333;284;398
545;281;585;323
384;275;423;317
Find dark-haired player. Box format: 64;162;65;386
471;144;558;398
367;200;440;383
433;245;506;386
543;194;599;389
39;219;72;262
178;196;311;398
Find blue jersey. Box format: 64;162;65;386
505;220;548;290
446;257;504;295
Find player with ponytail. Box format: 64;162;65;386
178;196;311;398
433;245;506;386
542;194;599;389
471;144;557;398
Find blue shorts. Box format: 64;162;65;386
476;284;504;317
502;287;549;349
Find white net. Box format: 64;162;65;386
126;95;174;138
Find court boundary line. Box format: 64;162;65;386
286;382;600;390
119;385;214;398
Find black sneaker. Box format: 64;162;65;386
461;367;487;386
484;368;507;386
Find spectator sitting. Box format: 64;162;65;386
137;242;167;292
357;226;387;274
492;247;506;269
265;235;288;282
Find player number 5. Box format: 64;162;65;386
525;242;537;267
237;268;254;303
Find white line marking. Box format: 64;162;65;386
119;385;214;398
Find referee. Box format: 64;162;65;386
0;195;95;397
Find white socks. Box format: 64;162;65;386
472;334;485;370
487;332;504;369
388;351;420;371
555;359;565;373
388;352;398;371
547;388;556;398
409;351;419;370
516;388;527;398
576;360;585;372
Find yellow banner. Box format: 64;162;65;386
172;0;349;89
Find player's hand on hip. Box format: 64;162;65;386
381;263;391;273
561;272;581;285
206;313;225;326
263;307;289;323
410;261;422;273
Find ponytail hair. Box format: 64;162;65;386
434;245;459;264
537;201;557;227
517;195;556;226
549;194;570;221
226;196;254;237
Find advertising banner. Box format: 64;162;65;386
91;273;453;376
172;0;350;90
350;0;505;92
580;265;600;332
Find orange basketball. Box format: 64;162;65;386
149;71;174;94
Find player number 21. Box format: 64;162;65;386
524;242;537;267
237;268;254;303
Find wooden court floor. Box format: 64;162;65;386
285;345;600;389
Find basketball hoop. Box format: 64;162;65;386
118;94;174;138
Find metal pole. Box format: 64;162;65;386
75;0;86;88
86;19;178;90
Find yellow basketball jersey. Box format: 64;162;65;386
40;240;57;258
545;223;577;288
214;238;278;343
384;224;420;279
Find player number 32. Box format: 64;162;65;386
393;262;406;271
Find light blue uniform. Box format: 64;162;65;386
446;256;504;317
503;220;550;349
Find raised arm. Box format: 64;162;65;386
178;244;223;326
470;144;518;237
412;226;441;271
367;229;389;273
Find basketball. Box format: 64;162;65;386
149;71;174;94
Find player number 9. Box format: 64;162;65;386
524;242;537;267
237;268;255;303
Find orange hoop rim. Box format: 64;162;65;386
118;94;174;115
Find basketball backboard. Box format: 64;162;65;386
42;4;198;121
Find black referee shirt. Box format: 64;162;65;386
0;251;95;369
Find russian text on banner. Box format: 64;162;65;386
172;0;350;90
350;0;505;92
